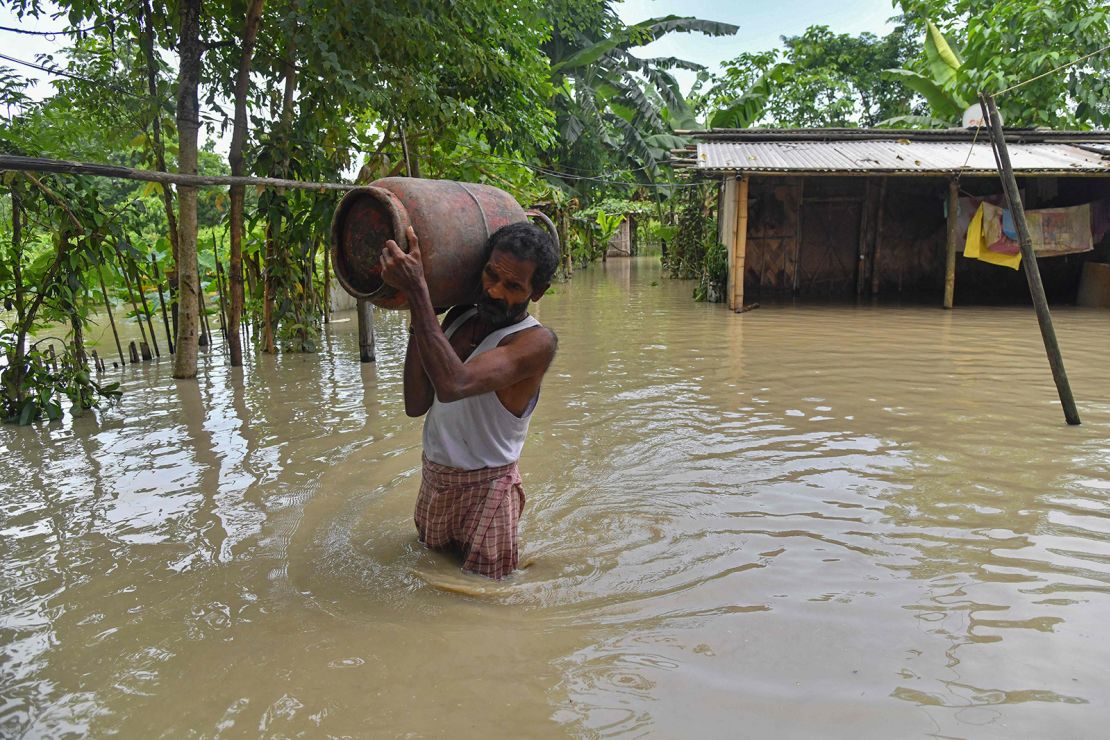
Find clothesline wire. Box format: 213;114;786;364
951;41;1110;186
954;122;983;187
994;43;1110;96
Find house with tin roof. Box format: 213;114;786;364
670;128;1110;310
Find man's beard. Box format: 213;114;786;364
476;292;527;327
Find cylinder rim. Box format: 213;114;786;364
330;185;411;299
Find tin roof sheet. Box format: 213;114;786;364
690;139;1110;175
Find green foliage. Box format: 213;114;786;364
892;0;1110;128
594;210;624;244
705;25;920;128
1;330;121;424
0;0;748;362
544;2;737;195
664;182;714;279
694;240;728;303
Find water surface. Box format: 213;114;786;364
2;257;1109;737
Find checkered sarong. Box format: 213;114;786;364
415;455;526;580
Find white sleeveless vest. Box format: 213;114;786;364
422;309;542;470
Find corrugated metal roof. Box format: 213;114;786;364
690;139;1110;175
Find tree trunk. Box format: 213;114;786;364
228;0;266;367
172;0;203;379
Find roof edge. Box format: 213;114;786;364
676;127;1110;144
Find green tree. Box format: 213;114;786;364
707;24;920;128
544;1;737;188
893;0;1110;128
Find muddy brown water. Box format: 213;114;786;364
2;257;1109;738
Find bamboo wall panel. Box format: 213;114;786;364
734;175;1105;302
796;200;860;295
744;178;800;294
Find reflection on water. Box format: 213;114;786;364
2;257;1109;737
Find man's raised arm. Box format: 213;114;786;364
380;227;554;403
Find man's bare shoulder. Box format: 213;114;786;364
501;323;557;359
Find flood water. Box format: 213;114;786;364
3;257;1110;738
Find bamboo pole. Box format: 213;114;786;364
131;260;161;357
943;178;958;309
241;259;252;346
730;175;749;311
196;255;213;349
151;253;175;354
322;238;331;324
856;178;875;296
357;298;375;363
871;177;887;296
211;232;229;340
116;245;152;360
793;178;805;294
0;154;358;191
980;92;1080;426
96;265;126;368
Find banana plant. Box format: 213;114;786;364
544;7;737;188
881;21;970;125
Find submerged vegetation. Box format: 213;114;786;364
0;0;1107;422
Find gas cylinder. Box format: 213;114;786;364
330;177;555;310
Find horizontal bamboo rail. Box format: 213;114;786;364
0;154;359;191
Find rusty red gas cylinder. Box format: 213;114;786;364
331;177;542;310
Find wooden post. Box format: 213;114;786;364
730;175;749;312
856;178;875;296
793;179;805;294
944;178;958;309
356;298;375;363
322;240;332;324
96;265;127;367
871;178;887;296
151;254;175;354
980;92;1080;426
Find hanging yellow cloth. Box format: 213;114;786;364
963;202;1022;270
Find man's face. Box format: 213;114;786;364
477;249;544;326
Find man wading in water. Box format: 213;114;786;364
379;222;559;579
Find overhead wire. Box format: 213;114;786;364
0;23;96;36
0;51;141;98
952;40;1109;191
994;43;1110;96
441;137;702;188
